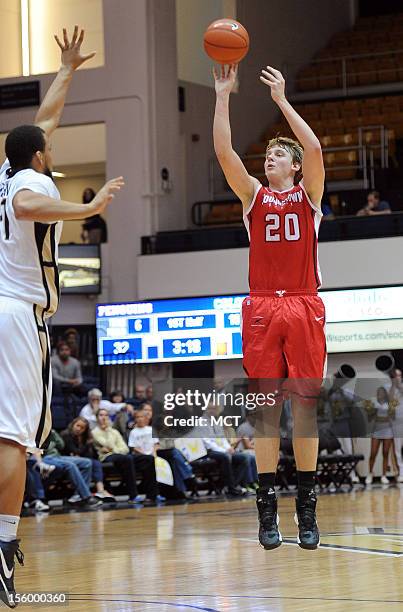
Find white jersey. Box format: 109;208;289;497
0;159;62;317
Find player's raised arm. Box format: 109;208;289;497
260;66;325;207
13;177;124;223
34;26;96;137
213;64;260;210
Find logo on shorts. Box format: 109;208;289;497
276;290;286;297
315;316;324;322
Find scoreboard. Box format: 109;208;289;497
96;295;245;364
96;286;403;365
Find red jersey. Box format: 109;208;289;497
243;182;322;292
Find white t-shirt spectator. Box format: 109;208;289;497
128;426;159;455
80;400;125;429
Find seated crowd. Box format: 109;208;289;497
25;384;261;513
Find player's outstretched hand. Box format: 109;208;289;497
260;66;286;104
213;64;238;96
55;26;96;71
90;177;125;215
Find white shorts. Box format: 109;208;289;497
0;296;52;449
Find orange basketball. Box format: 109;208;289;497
203;18;249;64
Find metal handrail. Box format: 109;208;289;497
309;47;403;64
289;47;403;95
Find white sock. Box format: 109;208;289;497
0;515;19;542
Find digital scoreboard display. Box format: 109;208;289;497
96;295;244;364
96;286;403;365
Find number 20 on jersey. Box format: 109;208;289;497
265;212;300;242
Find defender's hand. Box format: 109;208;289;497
55;26;96;71
260;66;286;104
213;64;237;96
90;177;125;215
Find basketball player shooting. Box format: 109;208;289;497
0;28;124;607
213;64;326;550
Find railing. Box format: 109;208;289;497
288;48;403;96
141;212;403;254
192;200;240;227
209;124;390;200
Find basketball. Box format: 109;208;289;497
203;18;249;64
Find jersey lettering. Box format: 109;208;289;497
265;212;300;242
0;198;9;240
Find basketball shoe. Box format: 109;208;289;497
294;489;320;550
256;488;282;550
0;539;24;608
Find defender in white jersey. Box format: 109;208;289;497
0;28;124;608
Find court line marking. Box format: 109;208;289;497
236;537;403;556
71;594;403;604
69;598;219;611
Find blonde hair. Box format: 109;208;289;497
266;136;303;184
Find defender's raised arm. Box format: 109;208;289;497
35;26;96;137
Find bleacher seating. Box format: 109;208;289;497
296;12;403;92
242;94;401;183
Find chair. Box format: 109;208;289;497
318;63;342;90
376;58;398;83
354;59;377;86
246;142;266;155
227;204;243;223
244;156;265;174
296;66;319;91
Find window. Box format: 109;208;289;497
28;0;104;75
0;0;22;78
0;0;104;79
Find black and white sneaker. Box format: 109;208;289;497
0;539;24;608
294;490;320;550
256;488;282;550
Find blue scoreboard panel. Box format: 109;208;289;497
96;295;245;364
96;286;403;364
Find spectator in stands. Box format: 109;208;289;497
356;190;391;216
42;430;101;506
235;412;258;489
220;409;258;492
61;417;115;501
365;387;395;485
128;409;158;454
81;187;108;243
142;402;153;424
131;384;146;409
25;460;50;513
80;388;126;429
237;411;256;442
92;408;161;503
321;183;334;219
51;342;84;396
110;390;125;404
145;384;163;416
24;453;55;512
153;414;197;496
113;403;136;441
127;410;166;502
63;327;80;359
200;403;249;496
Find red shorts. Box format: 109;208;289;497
241;291;327;399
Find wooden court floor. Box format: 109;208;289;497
14;487;403;611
